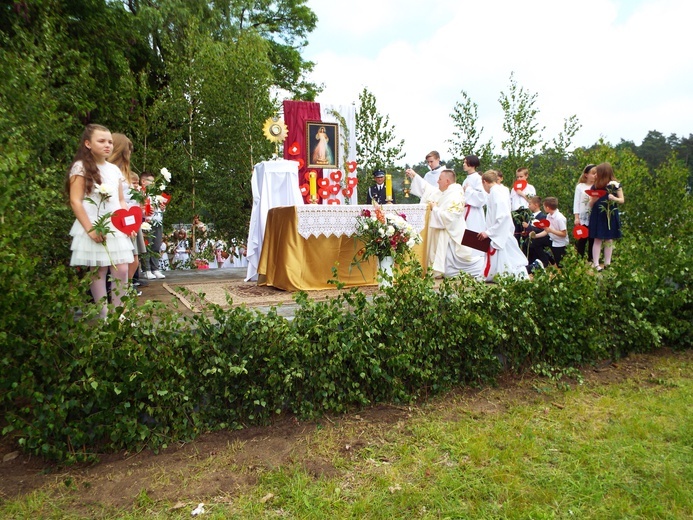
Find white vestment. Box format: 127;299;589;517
411;175;484;278
423;165;445;186
461;172;486;233
484;184;529;281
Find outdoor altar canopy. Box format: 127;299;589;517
256;204;429;292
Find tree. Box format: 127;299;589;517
636;130;670;172
447;89;494;168
498;72;544;175
355;87;405;201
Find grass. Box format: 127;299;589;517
1;352;691;519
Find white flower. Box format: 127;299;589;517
386;225;395;237
94;183;113;198
140;222;152;232
378;228;385;237
160;167;171;182
362;223;369;231
155;195;167;205
159;183;166;191
407;238;416;248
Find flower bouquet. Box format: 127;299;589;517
351;204;421;283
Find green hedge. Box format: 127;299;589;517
1;237;691;463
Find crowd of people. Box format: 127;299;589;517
65;124;248;317
403;151;625;281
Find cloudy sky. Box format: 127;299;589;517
302;0;693;166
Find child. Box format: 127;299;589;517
159;239;170;271
510;167;537;243
109;133;147;289
140;171;166;279
573;164;597;261
173;229;190;267
66;124;134;318
521;196;552;270
534;196;568;267
588;162;625;270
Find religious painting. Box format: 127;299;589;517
306;121;339;169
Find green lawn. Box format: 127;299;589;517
2;351;691;519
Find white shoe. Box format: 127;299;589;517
145;271;156;280
153;270;166;279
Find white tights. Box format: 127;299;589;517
592;239;614;268
90;264;129;318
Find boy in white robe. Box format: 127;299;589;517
478;171;529;281
405;168;484;278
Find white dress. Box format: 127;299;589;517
69;161;134;267
484;184;529;281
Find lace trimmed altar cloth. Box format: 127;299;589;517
295;204;427;239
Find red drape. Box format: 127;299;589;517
283;100;321;203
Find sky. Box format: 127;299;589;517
301;0;693;166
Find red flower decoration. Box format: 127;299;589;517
327;199;340;205
347;177;358;187
513;179;528;192
330;184;340;195
534;219;551;229
573;224;589;239
347;161;357;173
288;142;301;156
299;184;309;196
318;187;331;199
330;170;343;182
342;187;353;198
317;177;330;188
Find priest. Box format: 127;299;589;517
478;170;529;281
405;167;484;279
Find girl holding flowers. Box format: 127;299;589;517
588;162;625;270
66;124;134;318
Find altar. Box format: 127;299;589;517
257;204;429;291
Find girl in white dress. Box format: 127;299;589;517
67;124;135;318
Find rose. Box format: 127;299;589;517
141;222;152;232
160;167;171;182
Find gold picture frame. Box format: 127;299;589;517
306;121;339;169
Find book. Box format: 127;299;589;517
461;229;491;252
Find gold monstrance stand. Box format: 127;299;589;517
262;116;289;157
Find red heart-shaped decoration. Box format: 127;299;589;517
534;219;550;229
347;161;357;173
342;187;353;198
573;224;589;239
513;179;527;192
330;184;340;194
330;170;343;182
327;199;340;205
585;189;607;198
297;157;305;170
347;177;358;187
318;188;331;199
160;192;171;204
299;184;309;196
317;177;330;188
288;142;301;156
111;207;143;234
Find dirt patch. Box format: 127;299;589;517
1;348;690;512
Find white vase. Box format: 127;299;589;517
377;255;394;287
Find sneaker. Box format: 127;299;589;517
144;271;156;280
153;270;166;279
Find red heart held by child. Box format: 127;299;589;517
513;179;527;192
533;219;551;229
111;207;143;234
